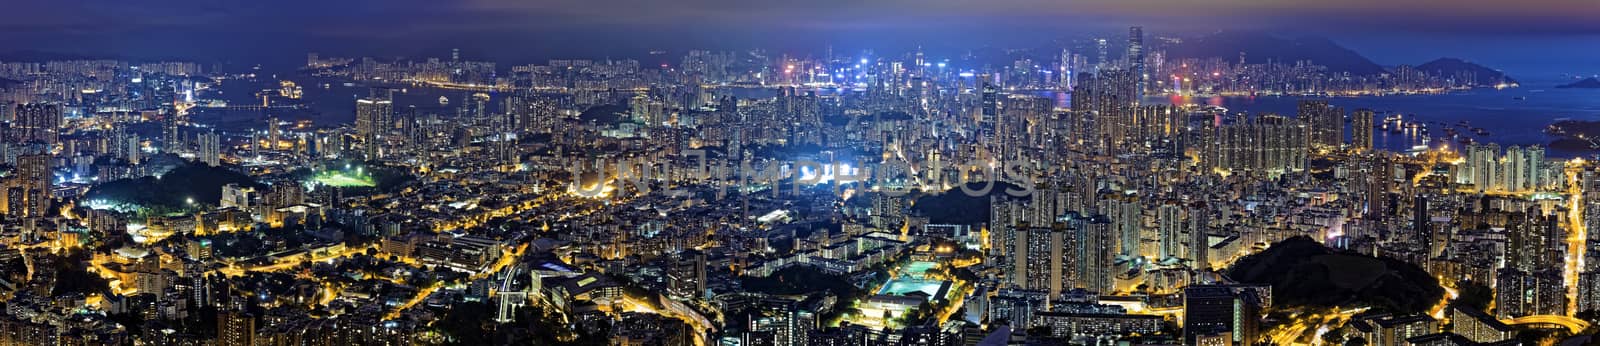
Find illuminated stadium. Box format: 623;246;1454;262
309;168;376;187
852;261;953;328
875;261;951;297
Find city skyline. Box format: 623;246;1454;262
4;2;1600;346
4;2;1600;76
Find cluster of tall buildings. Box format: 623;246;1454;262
1198;113;1310;175
0;27;1589;346
1460;143;1552;193
6;104;61;145
354;89;394;159
1;104;59;219
994;213;1119;297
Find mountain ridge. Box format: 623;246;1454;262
1413;57;1518;86
1557;77;1600;89
1164;32;1519;85
1164;32;1388;75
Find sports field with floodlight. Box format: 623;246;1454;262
311;171;376;187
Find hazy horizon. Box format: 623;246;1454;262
4;0;1599;78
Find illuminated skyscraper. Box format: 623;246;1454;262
1205;114;1308;175
1058;49;1074;89
1526;146;1545;190
1183;285;1265;345
980;74;1000;144
1070;70;1137;154
1005;95;1052;155
1359;156;1395;219
629;93;665;126
1297;100;1343;151
1506;145;1527;191
107;123;141;165
1413;195;1432;248
1188;201;1211;269
1580;270;1600;315
1009;223;1067;296
197;130;221;167
0;101;13;122
1495;268;1566;318
217;310;256;346
1157;201;1184;261
505;95;538;133
355;89;394;159
1581;168;1600;308
746;297;811;346
1072;214;1113;294
10;103;61;145
1095;38;1109;71
1505;208;1561;272
667;250;707;302
1129;105;1180;153
6;153;51;218
1127;26;1145;102
1262;115;1310;172
1467;143;1501;191
266;116;281;151
1099;192;1141;258
1351;108;1375;152
165;113;181;153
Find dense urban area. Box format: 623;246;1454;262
0;25;1594;346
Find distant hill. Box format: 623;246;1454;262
84;163;264;214
1165;32;1387;75
910;181;1028;225
577;104;627;125
1226;236;1443;314
1414;58;1518;86
1558;77;1600;89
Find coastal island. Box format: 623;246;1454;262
1558;77;1600;89
1546;119;1600;150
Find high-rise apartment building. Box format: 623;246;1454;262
1127;26;1145;102
355;89;394;159
10;103;61;145
1298;100;1344;151
197;130;221;167
1351;108;1375;152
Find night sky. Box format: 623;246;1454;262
4;0;1599;77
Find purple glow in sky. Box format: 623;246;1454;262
7;0;1600;36
3;0;1598;76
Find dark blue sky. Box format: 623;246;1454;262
4;0;1598;79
